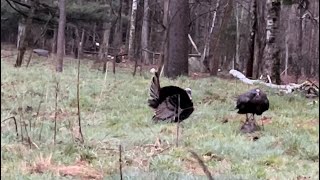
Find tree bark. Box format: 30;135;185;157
262;0;281;84
141;0;150;65
245;0;257;78
56;0;66;72
128;0;138;60
164;0;189;78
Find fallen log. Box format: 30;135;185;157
229;69;319;96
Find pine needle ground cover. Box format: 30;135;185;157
1;51;319;179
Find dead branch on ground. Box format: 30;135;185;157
1;116;18;137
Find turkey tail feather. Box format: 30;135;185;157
148;72;161;108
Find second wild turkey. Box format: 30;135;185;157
148;72;194;123
236;88;269;132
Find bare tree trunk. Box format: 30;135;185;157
15;0;35;67
74;27;80;59
158;0;169;75
141;0;150;65
210;0;233;76
93;23;97;53
200;0;220;72
294;0;309;82
16;21;27;67
128;0;138;60
245;0;257;78
98;23;111;62
235;1;240;70
98;22;111;73
115;0;123;49
262;0;281;84
16;22;26;49
51;28;58;54
164;0;189;78
79;29;85;59
284;17;290;77
125;0;131;52
253;0;266;78
56;0;66;72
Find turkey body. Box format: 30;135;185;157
148;72;194;122
236;88;269;133
236;88;269;118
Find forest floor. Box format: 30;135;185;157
1;48;319;180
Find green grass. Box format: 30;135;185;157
1;51;319;179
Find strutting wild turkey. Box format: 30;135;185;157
236;88;269;132
148;72;194;123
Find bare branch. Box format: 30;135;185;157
119;145;123;180
77;58;84;143
54;81;59;145
189;150;214;180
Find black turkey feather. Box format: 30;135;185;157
148;72;194;123
236;88;269;132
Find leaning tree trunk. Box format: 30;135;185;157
164;0;189;78
128;0;138;60
15;0;35;67
141;0;150;65
262;0;281;84
245;0;257;78
56;0;66;72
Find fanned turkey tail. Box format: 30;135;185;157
148;72;161;108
